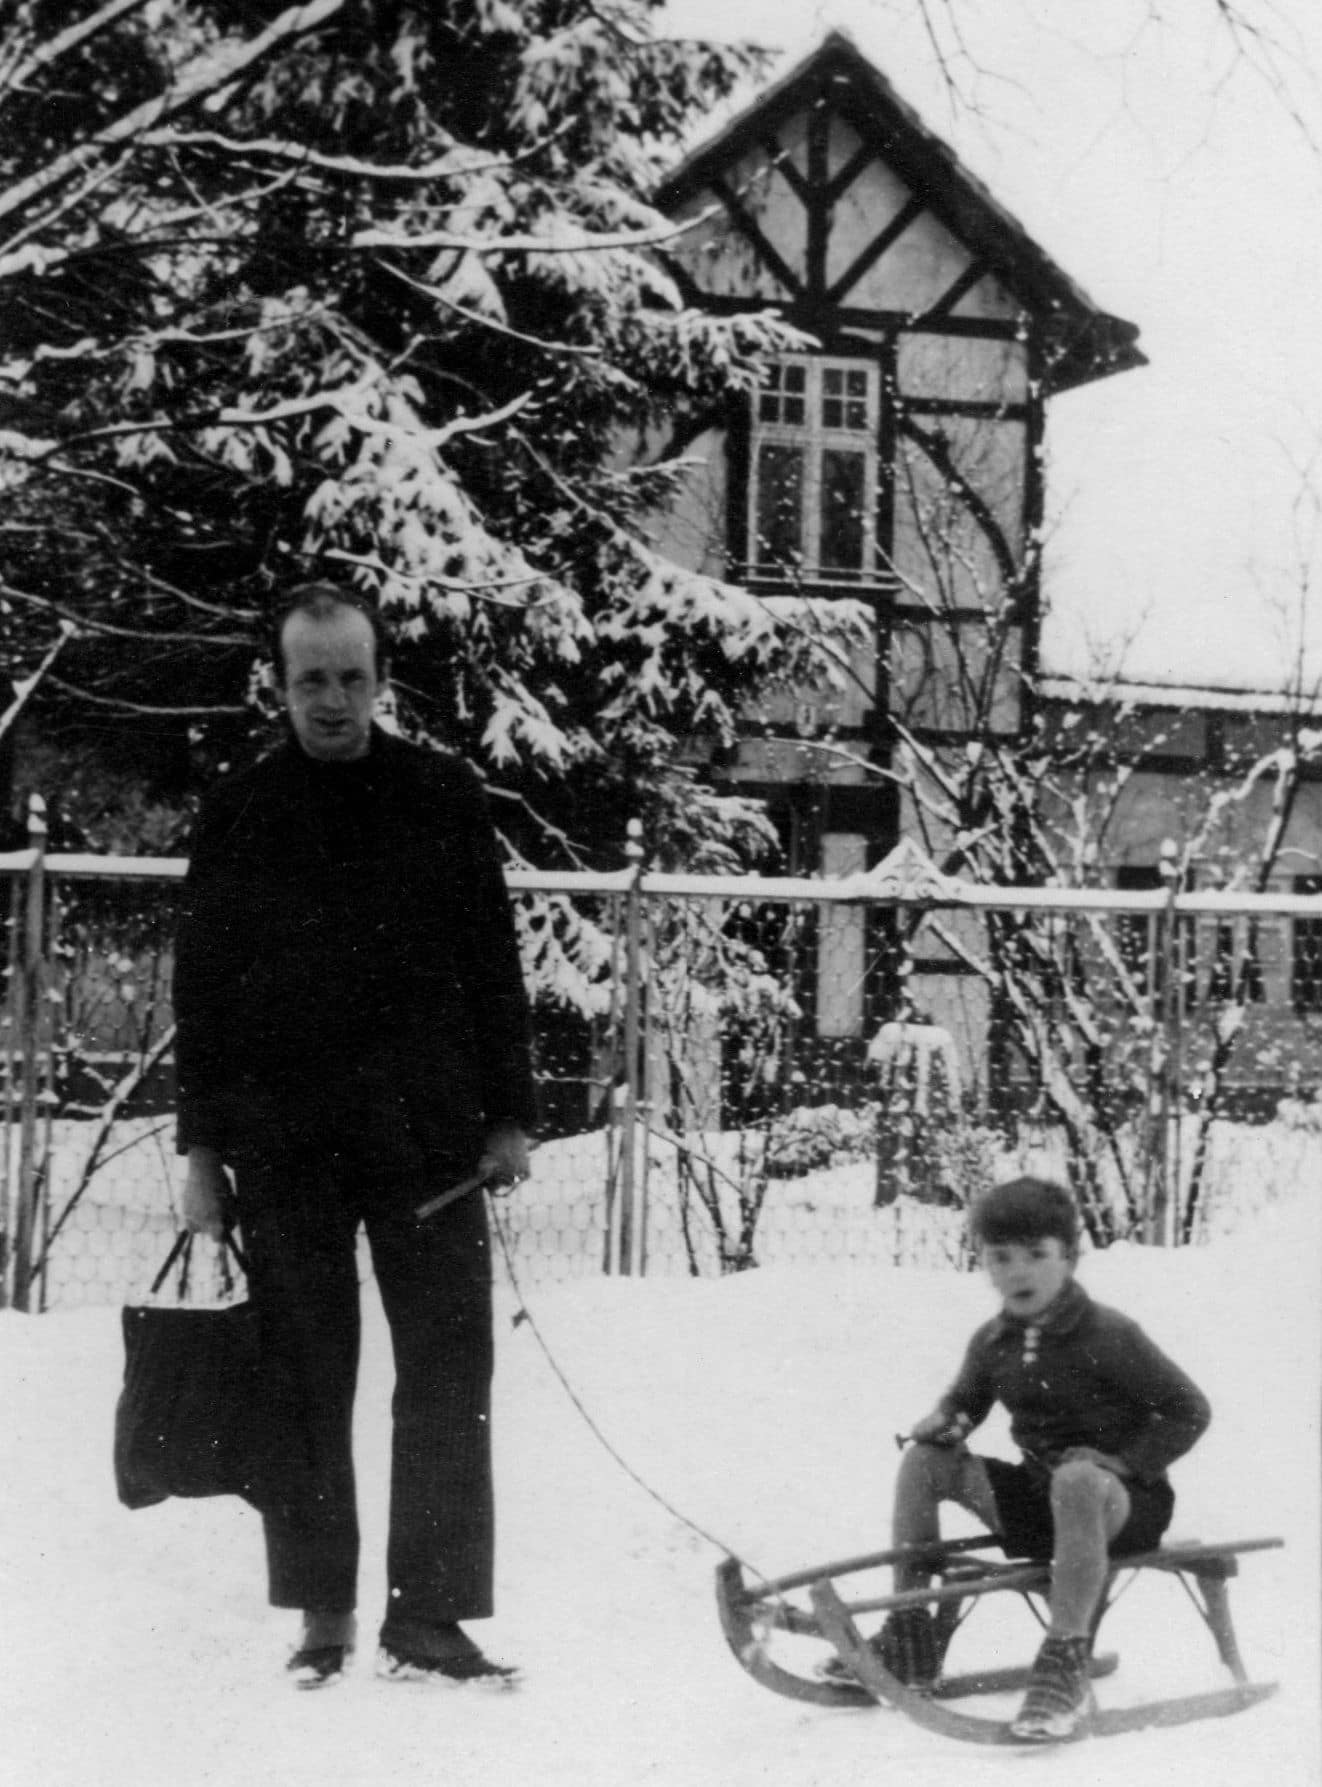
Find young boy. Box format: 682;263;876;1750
877;1176;1211;1741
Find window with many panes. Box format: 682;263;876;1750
1206;917;1264;1005
1292;875;1322;1014
748;356;881;585
1115;865;1197;1012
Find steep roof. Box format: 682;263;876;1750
657;30;1144;394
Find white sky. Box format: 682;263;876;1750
660;0;1322;693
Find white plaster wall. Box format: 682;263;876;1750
1088;770;1322;877
828;153;993;315
897;332;1029;403
817;831;868;1035
671;106;1020;326
889;616;1025;734
667;137;806;300
728;736;875;786
640;424;729;579
891;411;1027;592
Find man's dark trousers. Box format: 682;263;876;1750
237;1163;495;1635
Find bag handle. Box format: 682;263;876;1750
150;1230;250;1297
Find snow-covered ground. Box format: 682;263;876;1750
1;1182;1317;1787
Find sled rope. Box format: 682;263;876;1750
489;1200;768;1579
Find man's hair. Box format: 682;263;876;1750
269;581;392;686
969;1176;1079;1255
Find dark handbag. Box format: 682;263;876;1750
114;1232;299;1512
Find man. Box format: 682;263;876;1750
174;581;536;1690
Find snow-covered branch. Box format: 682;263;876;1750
380;260;602;359
0;623;77;744
0;0;345;233
351;207;714;258
29;378;530;462
322;547;556;604
0;0;154;106
140;128;505;184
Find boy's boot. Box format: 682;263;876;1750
1009;1635;1091;1741
820;1604;940;1691
873;1606;940;1687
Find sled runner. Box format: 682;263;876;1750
716;1533;1282;1742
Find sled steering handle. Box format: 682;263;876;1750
415;1168;493;1223
895;1412;973;1451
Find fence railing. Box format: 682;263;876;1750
5;805;1322;1310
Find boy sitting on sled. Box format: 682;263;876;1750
879;1175;1210;1742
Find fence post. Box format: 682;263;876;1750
1148;839;1180;1247
9;794;47;1311
631;847;653;1279
607;819;646;1276
0;859;18;1307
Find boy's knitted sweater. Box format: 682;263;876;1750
938;1280;1210;1484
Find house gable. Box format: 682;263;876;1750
657;30;1143;394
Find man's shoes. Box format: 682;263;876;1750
376;1644;520;1688
1009;1635;1091;1742
288;1610;356;1689
286;1643;353;1690
820;1605;940;1690
376;1621;519;1689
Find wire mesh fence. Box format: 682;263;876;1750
4;841;1322;1311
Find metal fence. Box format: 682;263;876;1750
4;805;1322;1310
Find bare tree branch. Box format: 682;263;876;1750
0;580;252;647
47;676;248;716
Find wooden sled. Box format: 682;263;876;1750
716;1533;1282;1742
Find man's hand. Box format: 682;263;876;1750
181;1147;236;1240
478;1124;532;1191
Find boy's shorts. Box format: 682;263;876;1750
983;1457;1175;1562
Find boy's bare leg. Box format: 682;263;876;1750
891;1444;1002;1592
1047;1460;1130;1638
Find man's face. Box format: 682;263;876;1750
981;1237;1073;1320
279;608;382;762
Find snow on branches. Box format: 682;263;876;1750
0;0;824;871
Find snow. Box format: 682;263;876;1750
1;1182;1317;1787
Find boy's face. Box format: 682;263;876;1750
981;1237;1073;1319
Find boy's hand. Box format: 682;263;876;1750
1057;1445;1130;1478
906;1409;972;1448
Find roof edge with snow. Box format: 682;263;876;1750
1037;674;1322;719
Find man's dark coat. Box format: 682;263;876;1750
174;729;536;1193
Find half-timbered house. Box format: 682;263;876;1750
650;29;1144;889
639;32;1148;1071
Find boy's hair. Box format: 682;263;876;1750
969;1176;1079;1255
269;580;392;686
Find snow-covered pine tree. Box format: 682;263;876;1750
0;0;862;873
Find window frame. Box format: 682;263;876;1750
746;353;883;588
